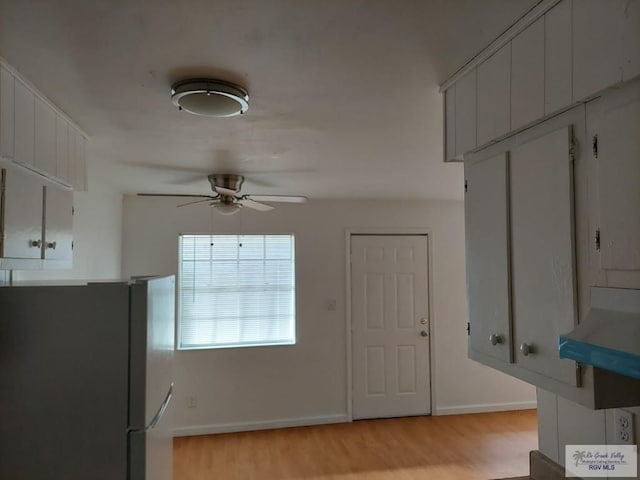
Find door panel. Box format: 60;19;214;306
465;152;511;362
477;44;511;145
352;235;430;419
2;165;43;259
34;97;56;176
511;17;544;130
598;83;640;272
14;78;34;167
510;126;578;386
44;184;73;261
0;66;15;159
544;0;572;115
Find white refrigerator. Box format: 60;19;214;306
0;276;175;480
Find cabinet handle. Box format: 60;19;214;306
520;343;534;356
489;334;502;346
46;241;57;250
29;239;42;248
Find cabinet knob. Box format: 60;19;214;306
489;334;502;346
46;241;57;250
29;239;42;248
520;343;534;356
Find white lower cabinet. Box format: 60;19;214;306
0;162;73;269
465;100;640;409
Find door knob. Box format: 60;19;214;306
489;334;502;346
520;343;534;356
420;330;429;337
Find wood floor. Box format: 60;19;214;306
173;409;537;480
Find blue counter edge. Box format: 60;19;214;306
559;336;640;380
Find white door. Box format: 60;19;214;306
351;235;430;419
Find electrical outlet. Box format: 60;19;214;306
187;395;197;409
614;409;634;445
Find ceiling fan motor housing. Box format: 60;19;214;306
208;174;244;194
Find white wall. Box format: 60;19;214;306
121;197;535;435
13;164;123;283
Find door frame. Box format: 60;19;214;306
345;227;435;421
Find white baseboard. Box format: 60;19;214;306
433;400;537;416
173;413;350;437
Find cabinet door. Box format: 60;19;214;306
510;126;578;386
465;153;512;362
477;44;511;146
597;82;640;272
69;128;87;191
1;166;43;259
544;0;572;115
0;66;15;159
511;18;544;130
55;115;69;183
444;85;456;160
43;184;73;261
572;0;624;101
35;97;56;176
14;78;35;167
621;0;640;82
455;70;477;156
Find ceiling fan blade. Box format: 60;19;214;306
177;198;219;208
137;193;216;199
214;186;238;197
246;195;308;203
239;198;275;212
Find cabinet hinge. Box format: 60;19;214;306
72;206;75;216
71;241;74;251
466;322;470;336
594;228;601;252
569;139;576;162
592;135;598;159
575;362;583;388
464;180;468;193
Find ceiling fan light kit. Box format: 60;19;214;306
171;79;249;117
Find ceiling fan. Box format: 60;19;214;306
137;174;307;215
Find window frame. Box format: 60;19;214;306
176;233;297;351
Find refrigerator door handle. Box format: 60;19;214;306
129;382;174;434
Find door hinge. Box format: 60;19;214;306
592;135;598;159
466;322;470;336
595;228;601;252
464;180;468;193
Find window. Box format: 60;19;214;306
178;234;296;350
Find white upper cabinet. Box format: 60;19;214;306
510;126;578;386
595;81;640;275
56;114;69;183
70;127;87;191
14;78;35;167
572;0;624;101
477;44;511;146
444;85;455;160
465;152;511;362
621;0;640;82
511;18;544;130
1;164;44;260
455;70;477;156
544;0;572;115
0;66;14;159
35;97;56;175
43;183;73;262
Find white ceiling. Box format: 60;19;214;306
0;0;537;200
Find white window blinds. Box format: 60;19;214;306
178;234;296;350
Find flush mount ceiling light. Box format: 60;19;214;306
171;79;249;117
